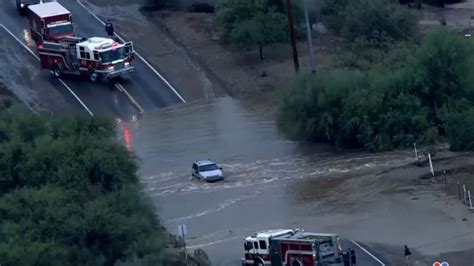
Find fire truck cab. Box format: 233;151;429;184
242;229;343;266
38;36;135;82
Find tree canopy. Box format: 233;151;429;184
322;0;416;45
0;107;169;265
277;28;474;151
217;0;288;60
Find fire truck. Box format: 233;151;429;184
38;36;135;82
28;2;75;44
242;229;344;266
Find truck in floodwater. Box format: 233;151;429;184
28;2;74;44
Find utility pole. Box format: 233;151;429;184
303;0;315;73
286;0;299;71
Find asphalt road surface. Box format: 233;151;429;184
0;0;183;120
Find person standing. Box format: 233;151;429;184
105;19;114;38
349;248;356;266
342;250;350;266
404;245;412;266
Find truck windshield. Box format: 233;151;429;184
100;48;125;64
46;24;73;36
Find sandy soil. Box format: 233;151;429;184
154;11;340;97
359;153;474;265
296;149;474;265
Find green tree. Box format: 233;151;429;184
321;0;349;32
277;28;474;151
322;0;416;45
0;107;177;265
277;70;367;146
445;108;474;151
407;27;474;115
217;0;288;60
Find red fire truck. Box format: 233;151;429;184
38;36;135;82
242;229;343;266
28;2;74;44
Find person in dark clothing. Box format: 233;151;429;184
349;248;356;265
105;19;114;38
342;251;350;266
404;245;412;266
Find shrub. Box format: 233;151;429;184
322;0;416;44
446;108;474;151
278;28;474;151
217;0;288;60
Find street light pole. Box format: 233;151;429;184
303;0;315;73
286;0;299;72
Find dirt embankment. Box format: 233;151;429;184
360;153;474;265
148;10;341;98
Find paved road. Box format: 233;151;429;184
342;240;385;266
0;0;183;119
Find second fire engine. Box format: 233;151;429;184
242;229;344;266
28;2;75;44
38;36;135;82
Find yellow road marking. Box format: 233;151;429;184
115;82;145;114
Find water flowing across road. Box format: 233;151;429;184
126;97;417;265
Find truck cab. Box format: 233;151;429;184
243;229;296;265
28;2;74;44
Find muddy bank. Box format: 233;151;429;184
361;153;474;265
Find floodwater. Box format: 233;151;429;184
126;97;426;265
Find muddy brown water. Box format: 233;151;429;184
122;97;459;265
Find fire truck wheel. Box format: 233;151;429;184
253;258;264;266
51;65;61;78
291;260;302;266
89;70;99;82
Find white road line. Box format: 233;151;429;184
350;240;386;266
58;79;94;116
115;82;145;114
76;0;187;103
0;24;39;60
0;24;94;117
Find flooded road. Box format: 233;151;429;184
128;97;431;265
